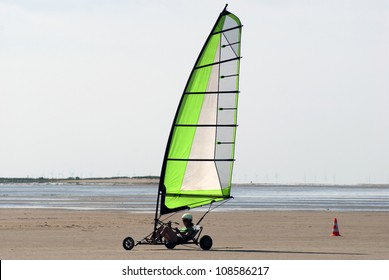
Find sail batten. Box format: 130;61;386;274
158;6;242;215
211;25;243;35
174;124;237;127
165;193;229;198
194;57;241;70
184;90;240;95
167;159;235;162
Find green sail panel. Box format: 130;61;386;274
159;7;242;215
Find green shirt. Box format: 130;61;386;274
179;226;194;235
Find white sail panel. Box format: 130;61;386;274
181;161;220;191
182;45;221;191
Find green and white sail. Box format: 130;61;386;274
159;5;242;215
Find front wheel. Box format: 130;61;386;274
199;235;212;250
123;237;135;250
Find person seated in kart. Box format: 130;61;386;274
156;213;195;244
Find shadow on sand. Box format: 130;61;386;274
212;247;367;256
152;246;367;257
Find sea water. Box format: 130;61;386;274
0;183;388;212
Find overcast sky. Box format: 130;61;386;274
1;0;388;184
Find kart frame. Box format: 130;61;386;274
122;218;213;250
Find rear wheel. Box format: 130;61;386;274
164;241;176;249
122;237;135;250
199;235;212;250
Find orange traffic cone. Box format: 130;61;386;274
331;218;341;236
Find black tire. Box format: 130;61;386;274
122;237;135;251
199;235;213;250
164;241;176;249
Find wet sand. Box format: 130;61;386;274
1;209;388;260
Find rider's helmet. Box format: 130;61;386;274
182;213;193;221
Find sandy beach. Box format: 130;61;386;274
1;209;388;260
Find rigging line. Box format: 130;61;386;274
209;197;233;212
222;41;240;48
196;203;213;225
196;198;234;226
221;28;240;58
193;197;232;226
159;211;177;222
189;208;212;226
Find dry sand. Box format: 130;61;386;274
0;209;388;260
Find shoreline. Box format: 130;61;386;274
0;177;160;185
2;184;388;212
1;177;388;187
1;209;388;260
